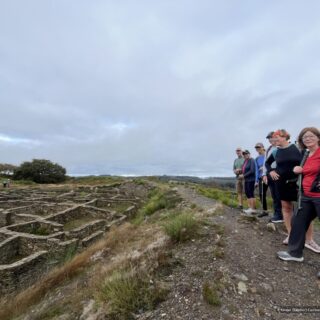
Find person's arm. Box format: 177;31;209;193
233;159;237;175
265;152;275;173
255;158;259;183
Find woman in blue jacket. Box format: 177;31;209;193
239;150;257;214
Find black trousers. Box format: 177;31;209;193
268;175;282;216
288;196;320;257
258;178;268;211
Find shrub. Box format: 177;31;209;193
202;281;221;306
100;269;167;320
212;247;225;259
163;212;199;242
13;159;66;183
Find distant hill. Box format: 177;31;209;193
154;175;236;189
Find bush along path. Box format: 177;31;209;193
137;184;320;320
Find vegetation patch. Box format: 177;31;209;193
314;219;320;230
202;281;221;307
132;188;181;225
197;186;273;211
210;222;225;236
197;186;238;208
212;247;225;259
163;212;199;242
33;305;65;320
100;269;167;320
64;217;95;231
238;215;258;223
28;225;51;236
67;176;123;185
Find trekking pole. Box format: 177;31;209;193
295;149;310;215
261;178;264;212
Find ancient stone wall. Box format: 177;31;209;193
0;181;149;296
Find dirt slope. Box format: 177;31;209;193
137;185;320;320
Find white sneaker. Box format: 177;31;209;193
243;208;256;215
305;240;320;253
277;251;304;262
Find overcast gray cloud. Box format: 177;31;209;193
1;0;320;176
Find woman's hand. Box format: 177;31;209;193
262;175;268;185
269;171;280;180
293;166;303;174
238;174;244;179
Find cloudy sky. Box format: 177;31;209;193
1;1;319;176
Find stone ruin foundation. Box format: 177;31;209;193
0;181;150;296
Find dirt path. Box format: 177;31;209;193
139;185;320;320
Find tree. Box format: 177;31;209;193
13;159;67;183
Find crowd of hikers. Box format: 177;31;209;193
233;127;320;277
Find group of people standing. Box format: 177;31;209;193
233;127;320;274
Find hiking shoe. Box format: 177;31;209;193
270;214;284;223
277;251;304;262
305;240;320;253
243;208;256;215
257;211;269;218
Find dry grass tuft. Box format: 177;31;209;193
202;281;221;306
99;268;168;320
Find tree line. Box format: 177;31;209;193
0;159;66;183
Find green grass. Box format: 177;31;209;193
202;281;221;307
210;223;225;236
162;212;199;242
33;305;65;320
63;244;78;263
26;225;51;236
212;247;225;259
197;187;238;208
66;175;124;185
100;269;167;320
314;218;320;230
64;217;95;231
132;189;181;225
197;186;274;211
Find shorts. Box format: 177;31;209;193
277;178;298;202
244;180;255;198
236;177;244;193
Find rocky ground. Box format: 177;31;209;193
137;185;320;320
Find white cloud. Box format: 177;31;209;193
0;134;41;147
0;0;319;175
